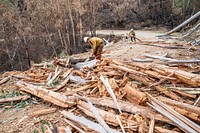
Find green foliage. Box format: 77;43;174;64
33;129;39;133
173;0;195;9
14;99;31;109
59;50;68;58
0;90;31;109
40;120;50;126
50;78;61;87
0;0;15;6
40;126;45;133
0;90;20;98
33;120;49;133
0;0;15;15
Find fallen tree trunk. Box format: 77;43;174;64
61;111;120;133
155;126;180;133
0;77;10;85
0;95;29;104
168;104;200;123
171;89;196;99
168;59;200;64
181;22;200;38
154;86;185;102
30;108;57;117
157;96;200;115
143;54;175;61
77;100;137;128
148;94;200;133
131;58;154;62
88;97;170;123
16;81;76;108
160;11;200;36
128;62;200;87
148;95;200;133
127;74;184;102
123;84;148;105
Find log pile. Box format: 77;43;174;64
0;57;200;133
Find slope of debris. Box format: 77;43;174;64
1;40;200;133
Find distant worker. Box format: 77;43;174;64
129;29;142;42
129;29;136;42
84;37;104;60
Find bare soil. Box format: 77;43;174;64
0;30;200;133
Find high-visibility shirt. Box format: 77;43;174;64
88;37;103;54
129;31;135;37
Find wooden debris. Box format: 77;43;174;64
0;95;29;104
171;89;196;99
0;77;10;85
168;86;200;96
154;86;185;102
109;64;147;76
116;115;126;133
46;123;59;133
131;58;154;62
77;100;137;128
86;99;115;133
123;84;148;105
148;118;155;133
167;86;200;91
137;42;187;49
167;104;200;122
47;68;62;86
134;114;147;133
30;108;57;117
53;77;70;91
16;81;76;108
73;59;98;70
168;59;200;64
61;111;120;133
63;68;73;79
194;96;200;106
64;118;87;133
100;74;122;114
128;62;200;87
157;96;200;115
160;11;200;36
119;76;129;87
88;97;169;123
66;83;96;95
33;61;54;67
69;74;89;84
148;94;200;133
155;127;180;133
143;53;175;61
144;54;200;64
2;56;200;132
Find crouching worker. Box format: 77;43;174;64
84;37;104;60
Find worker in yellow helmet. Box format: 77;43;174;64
129;29;142;42
129;29;136;42
84;37;104;60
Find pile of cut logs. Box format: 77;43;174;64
0;57;200;133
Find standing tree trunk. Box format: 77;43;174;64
67;0;76;50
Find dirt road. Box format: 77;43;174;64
97;30;163;41
97;30;199;62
